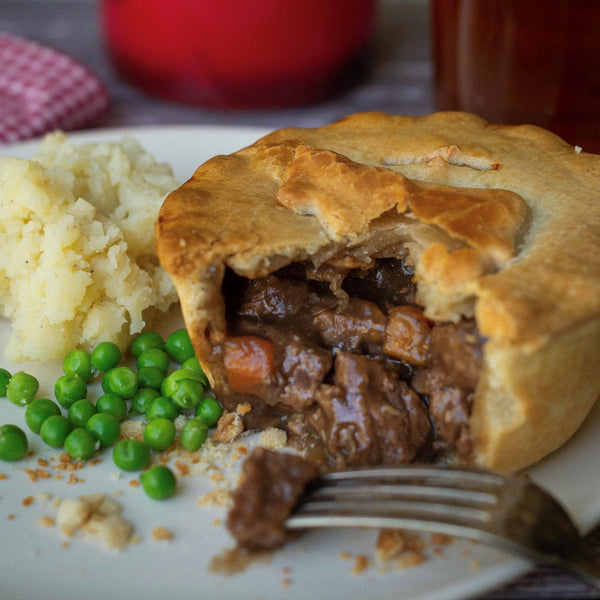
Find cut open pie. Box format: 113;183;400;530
156;111;600;480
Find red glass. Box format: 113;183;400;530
432;0;600;153
100;0;377;108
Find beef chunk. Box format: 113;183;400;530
238;275;313;321
312;298;387;354
279;337;333;410
342;257;416;309
414;368;473;456
383;305;431;366
308;352;431;469
226;447;319;551
412;320;484;457
427;320;483;390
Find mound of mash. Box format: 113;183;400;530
0;131;179;361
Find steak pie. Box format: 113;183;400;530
156;112;600;480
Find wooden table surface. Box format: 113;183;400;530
2;1;599;598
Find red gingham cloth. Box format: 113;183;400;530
0;32;110;144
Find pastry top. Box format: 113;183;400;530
156;111;600;472
157;111;600;346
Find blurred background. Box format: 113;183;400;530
3;0;600;149
1;0;433;132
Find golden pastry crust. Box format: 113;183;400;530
156;111;600;472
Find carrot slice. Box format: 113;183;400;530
224;335;276;395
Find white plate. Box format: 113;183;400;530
1;126;599;600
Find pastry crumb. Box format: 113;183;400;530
54;493;134;551
38;516;55;528
257;427;287;449
375;529;428;570
235;402;252;416
151;526;173;542
197;488;232;507
352;554;370;574
212;412;244;443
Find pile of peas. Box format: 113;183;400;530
0;328;223;501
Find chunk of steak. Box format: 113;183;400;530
308;352;431;468
312;298;387;354
238;275;313;321
226;447;319;551
279;337;333;410
412;320;484;457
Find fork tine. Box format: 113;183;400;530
288;498;493;532
304;464;507;509
307;483;497;507
321;464;506;488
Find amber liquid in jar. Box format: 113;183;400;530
432;0;600;152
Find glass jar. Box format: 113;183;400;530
431;0;600;152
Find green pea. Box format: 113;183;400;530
62;349;93;382
146;396;181;421
181;357;207;383
137;366;165;391
143;417;176;451
96;393;128;421
91;341;122;373
105;366;138;398
170;378;204;410
165;328;195;364
64;428;98;460
130;330;164;358
0;368;11;396
40;415;72;448
112;439;151;471
129;387;160;415
101;368;115;394
7;371;39;406
137;348;170;375
140;465;177;500
24;398;61;434
195;396;223;427
0;424;28;461
67;398;97;428
161;368;205;399
54;374;87;409
180;418;208;451
86;413;121;447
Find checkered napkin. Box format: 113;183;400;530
0;32;110;144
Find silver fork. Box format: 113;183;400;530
285;464;600;588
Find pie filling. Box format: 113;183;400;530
217;256;484;468
220;255;485;550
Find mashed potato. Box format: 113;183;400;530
0;131;179;361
